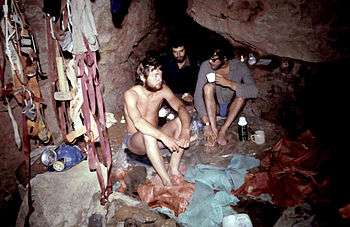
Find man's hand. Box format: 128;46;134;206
181;93;193;103
160;134;181;152
215;74;236;90
203;125;217;146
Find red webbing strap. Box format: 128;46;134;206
89;54;112;195
22;111;33;227
0;56;4;90
75;54;108;204
83;37;112;198
0;25;5;90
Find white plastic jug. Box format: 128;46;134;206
222;213;253;227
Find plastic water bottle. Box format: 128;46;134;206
191;112;203;139
238;116;248;141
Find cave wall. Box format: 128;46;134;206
0;0;166;218
91;0;167;113
187;0;349;62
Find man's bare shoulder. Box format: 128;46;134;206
125;85;143;95
124;85;143;100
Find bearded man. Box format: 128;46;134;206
123;55;191;186
161;38;199;102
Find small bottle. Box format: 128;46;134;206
238;116;248;141
190;111;203;142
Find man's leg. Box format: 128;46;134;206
217;97;245;145
203;83;218;135
143;134;173;185
127;118;183;185
159;118;183;176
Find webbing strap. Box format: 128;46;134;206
75;51;112;204
22;109;34;227
82;36;112;196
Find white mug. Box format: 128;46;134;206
206;72;216;83
250;130;265;145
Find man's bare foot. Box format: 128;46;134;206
204;139;216;147
170;169;182;177
169;171;184;185
190;134;198;143
217;131;227;145
162;178;173;187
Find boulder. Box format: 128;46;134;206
16;161;139;227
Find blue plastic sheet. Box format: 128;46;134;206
179;154;259;227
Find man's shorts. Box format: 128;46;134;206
216;86;236;118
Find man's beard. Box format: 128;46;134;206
145;82;163;92
210;61;225;71
175;56;186;63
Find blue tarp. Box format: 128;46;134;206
178;154;260;227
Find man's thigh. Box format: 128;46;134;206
127;130;167;155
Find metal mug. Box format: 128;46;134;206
250;130;265;145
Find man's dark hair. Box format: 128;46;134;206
170;38;186;49
211;48;227;61
141;52;161;77
210;41;234;60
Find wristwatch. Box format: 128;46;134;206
204;122;210;126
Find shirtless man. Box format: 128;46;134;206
123;55;191;186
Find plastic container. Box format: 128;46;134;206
54;144;84;171
42;144;84;171
238;116;248;141
190;111;203;141
222;213;253;227
41;147;57;166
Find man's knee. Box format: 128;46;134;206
235;96;245;103
128;133;147;155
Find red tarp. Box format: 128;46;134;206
234;130;329;207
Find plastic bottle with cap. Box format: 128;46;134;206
190;111;203;139
248;53;256;65
238;116;248;141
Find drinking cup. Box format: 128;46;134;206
250;130;265;145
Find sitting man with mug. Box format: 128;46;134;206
194;45;258;146
123;55;191;186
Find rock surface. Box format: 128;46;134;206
187;0;350;62
16;161;107;227
91;0;167;113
